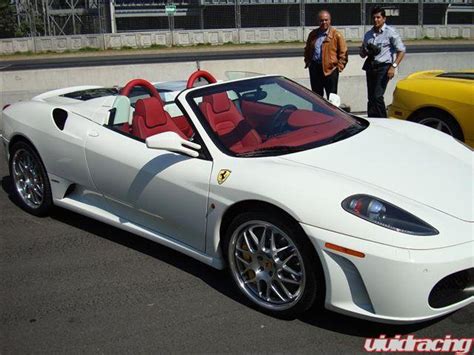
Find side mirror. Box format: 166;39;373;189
146;131;201;158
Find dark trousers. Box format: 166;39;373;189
365;63;390;118
309;62;339;99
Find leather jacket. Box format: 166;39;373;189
304;26;348;76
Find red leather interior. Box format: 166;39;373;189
186;70;217;89
259;118;349;149
287;109;334;128
132;97;187;140
173;115;194;138
200;92;262;153
240;100;279;133
120;122;131;133
120;78;161;98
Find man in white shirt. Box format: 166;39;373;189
360;6;406;118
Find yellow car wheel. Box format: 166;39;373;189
411;109;464;142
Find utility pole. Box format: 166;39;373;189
418;0;423;26
234;0;240;29
300;0;305;41
361;0;366;29
110;0;116;33
98;0;103;34
234;0;241;43
300;0;304;27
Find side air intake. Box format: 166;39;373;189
52;108;68;130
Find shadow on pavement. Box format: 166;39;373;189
1;173;448;337
298;303;449;337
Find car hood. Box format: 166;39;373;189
279;118;473;222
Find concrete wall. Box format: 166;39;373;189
1;51;472;112
1;25;473;55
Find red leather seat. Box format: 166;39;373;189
200;92;262;153
132;97;187;140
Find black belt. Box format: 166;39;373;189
371;62;391;68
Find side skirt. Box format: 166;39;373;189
54;193;225;270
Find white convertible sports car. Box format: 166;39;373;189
1;70;472;324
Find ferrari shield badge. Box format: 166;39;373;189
217;169;231;185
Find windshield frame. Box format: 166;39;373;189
184;75;368;157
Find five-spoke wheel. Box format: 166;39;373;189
412;109;464;142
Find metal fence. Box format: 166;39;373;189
7;0;473;37
112;1;473;33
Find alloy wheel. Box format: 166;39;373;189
11;148;45;209
228;220;306;311
418;117;454;136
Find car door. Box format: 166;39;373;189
84;126;212;251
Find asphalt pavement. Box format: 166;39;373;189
0;142;472;353
1;42;473;71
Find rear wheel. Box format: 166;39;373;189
224;211;323;317
411;109;464;141
9;141;52;216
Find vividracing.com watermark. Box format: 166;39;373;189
364;335;473;354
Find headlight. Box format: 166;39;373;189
342;195;438;236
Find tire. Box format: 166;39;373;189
9;141;53;216
223;211;323;318
411;109;464;142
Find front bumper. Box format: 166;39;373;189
302;223;473;324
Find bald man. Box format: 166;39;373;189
304;10;348;99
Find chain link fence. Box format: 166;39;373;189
112;0;472;33
5;0;473;37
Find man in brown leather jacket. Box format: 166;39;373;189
304;10;348;99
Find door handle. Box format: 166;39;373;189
88;130;99;137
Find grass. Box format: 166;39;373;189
149;44;168;49
440;36;464;40
13;50;34;56
77;46;101;52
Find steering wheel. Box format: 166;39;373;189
270;104;298;135
186;70;217;89
120;78;162;101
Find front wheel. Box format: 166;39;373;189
224;211;323;317
9;141;53;216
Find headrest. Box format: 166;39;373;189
204;92;231;114
135;97;167;127
111;95;131;125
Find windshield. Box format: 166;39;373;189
187;76;367;156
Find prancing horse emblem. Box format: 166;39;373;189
217;169;231;185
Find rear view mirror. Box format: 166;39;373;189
146;132;201;158
242;88;267;102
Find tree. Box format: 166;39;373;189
0;0;17;39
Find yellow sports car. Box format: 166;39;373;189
388;70;474;147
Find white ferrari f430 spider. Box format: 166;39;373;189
1;70;472;323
